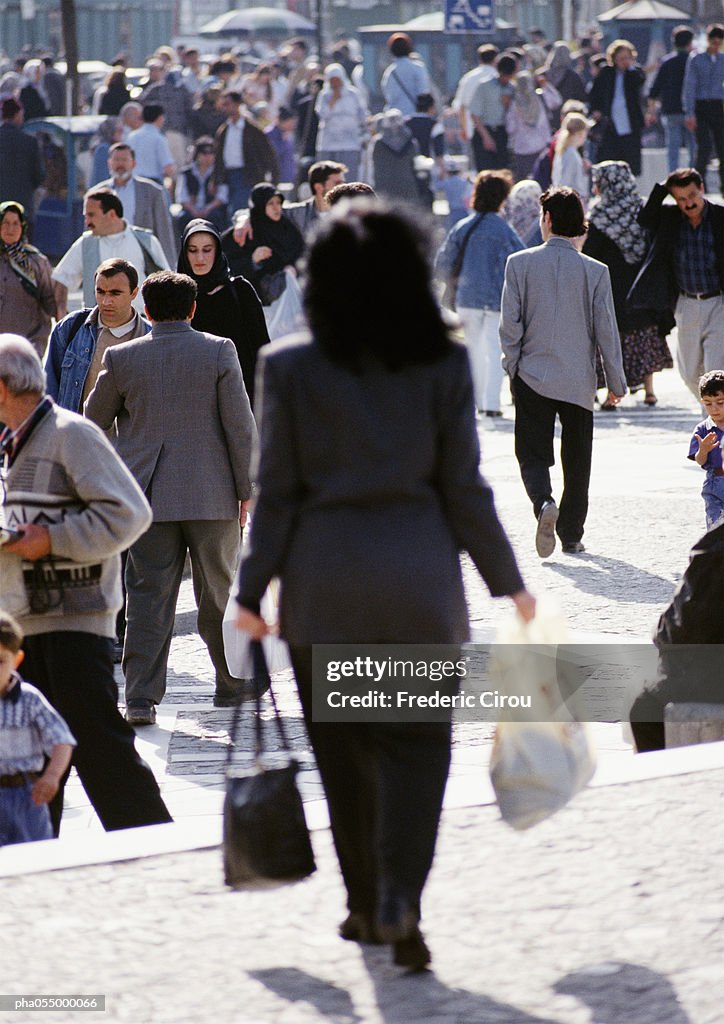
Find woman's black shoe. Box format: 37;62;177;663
393;927;431;971
338;912;383;945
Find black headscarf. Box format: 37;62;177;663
178;218;231;294
247;184;305;274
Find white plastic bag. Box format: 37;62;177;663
488;600;597;830
263;268;304;342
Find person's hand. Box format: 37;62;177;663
235;606;270;639
512;589;536;623
252;245;272;264
239;499;251;528
685;115;696;133
695;431;720;463
481;130;496;152
234;220;253;247
32;770;61;805
2;524;51;561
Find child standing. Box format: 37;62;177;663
688;371;724;529
0;612;75;847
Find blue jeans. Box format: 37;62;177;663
662;113;695;173
702;474;724;530
225;169;251;218
0;783;53;846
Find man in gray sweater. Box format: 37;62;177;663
500;187;626;558
0;334;171;834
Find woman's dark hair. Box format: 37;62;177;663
540;187;587;237
472;170;513;213
142;271;197;321
305;202;452;371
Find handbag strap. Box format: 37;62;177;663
452;214;485;277
226;639;292;765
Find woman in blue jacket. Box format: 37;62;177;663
435;169;524;417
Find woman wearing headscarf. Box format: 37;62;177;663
315;63;368;181
231;183;305;342
542;42;587;112
504;71;553;181
235;201;534;970
371;109;420;203
503;179;543;247
583;161;672;407
0;201;56;359
178;218;270;407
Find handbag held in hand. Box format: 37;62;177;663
223;641;316;889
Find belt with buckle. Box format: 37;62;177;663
681;290;722;300
0;771;39;788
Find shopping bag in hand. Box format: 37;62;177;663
488;601;597;830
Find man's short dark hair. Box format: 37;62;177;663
699;370;724;398
326;182;376;207
665;167;703;191
142;104;164;123
142;271;197;321
706;23;724;41
473;170;513;214
95;257;139;291
0;611;23;654
495;54;517;77
309;160;347;191
672;26;693;48
222;90;242;104
540;187;587;237
388;32;413;58
85;188;124;218
415;92;435;113
109;142;135;158
478;44;499;65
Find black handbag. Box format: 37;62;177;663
223;640;316;889
441;214;483;312
256;270;287;307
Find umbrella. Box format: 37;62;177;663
598;0;691;21
199;6;316;36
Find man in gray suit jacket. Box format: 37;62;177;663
85;270;255;724
500;187;626;559
97;143;177;264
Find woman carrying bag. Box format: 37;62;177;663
234;201;534;971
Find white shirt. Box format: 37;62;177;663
611;70;632;136
223;118;245;170
453;65;497;138
52;223;170;315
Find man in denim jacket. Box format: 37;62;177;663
45;258;150;414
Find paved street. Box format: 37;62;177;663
2;341;723;1023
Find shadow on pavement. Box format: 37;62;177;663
554;962;691;1024
544;552;674;604
248;967;362;1023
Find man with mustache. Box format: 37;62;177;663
628;168;724;399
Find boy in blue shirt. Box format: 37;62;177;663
688;370;724;528
0;612;75;846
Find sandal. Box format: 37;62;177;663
644;393;658;406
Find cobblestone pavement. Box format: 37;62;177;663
2;767;723;1023
5;359;721;1023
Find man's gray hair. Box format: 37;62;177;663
0;334;46;396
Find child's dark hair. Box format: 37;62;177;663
699;370;724;398
0;611;23;653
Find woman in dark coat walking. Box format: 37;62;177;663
587;40;645;176
178;219;270;407
234;202;535;971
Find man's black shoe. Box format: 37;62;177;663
535;501;558;558
125;701;156;725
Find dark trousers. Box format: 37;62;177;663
512;375;593;544
694;100;724;192
290;646;451;921
472;126;508;172
598;127;641;176
22;632;172;835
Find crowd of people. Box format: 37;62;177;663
0;18;722;974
